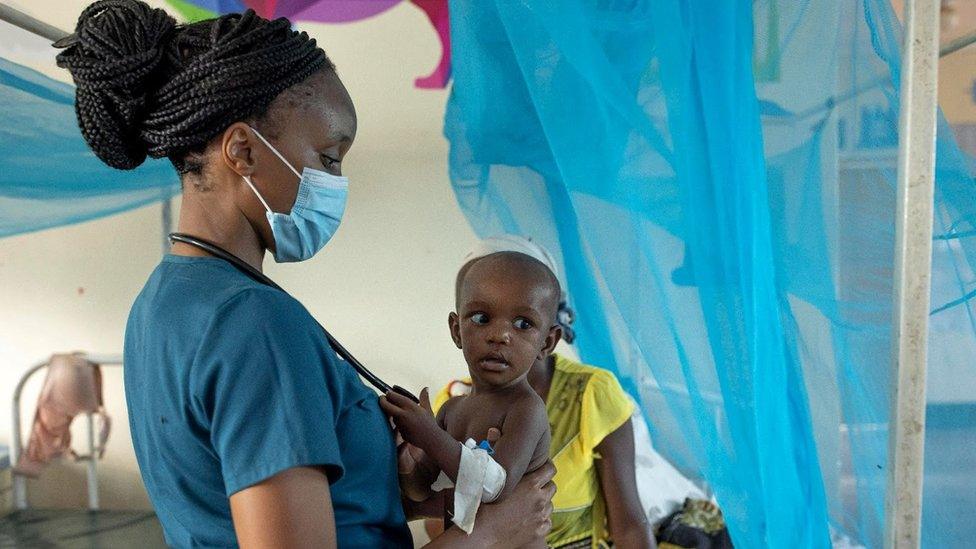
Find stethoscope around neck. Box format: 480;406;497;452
168;232;419;403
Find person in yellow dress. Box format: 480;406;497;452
427;235;656;548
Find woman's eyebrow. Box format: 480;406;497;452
316;130;352;147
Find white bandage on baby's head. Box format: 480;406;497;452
462;234;561;284
430;438;507;534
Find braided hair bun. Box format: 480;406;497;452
56;0;176;169
57;0;331;172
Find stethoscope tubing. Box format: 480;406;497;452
168;233;418;403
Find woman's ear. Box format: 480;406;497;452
221;122;257;177
538;325;562;360
448;312;462;349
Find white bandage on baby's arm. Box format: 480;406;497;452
430;438;508;534
467;440;506;503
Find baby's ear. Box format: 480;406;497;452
448;312;463;349
539;324;562;359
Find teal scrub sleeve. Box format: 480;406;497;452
193;288;345;496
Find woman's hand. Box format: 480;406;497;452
424;460;556;548
473;460;557;547
397;440;428;475
396;438;439;502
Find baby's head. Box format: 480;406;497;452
450;251;563;390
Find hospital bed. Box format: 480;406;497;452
1;354;166;548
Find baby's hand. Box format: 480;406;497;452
380;388;441;451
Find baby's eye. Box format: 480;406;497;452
513;318;534;330
471;313;489;325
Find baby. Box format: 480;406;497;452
380;250;561;537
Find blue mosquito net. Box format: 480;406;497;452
0;54;179;237
444;0;976;547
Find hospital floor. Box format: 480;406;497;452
0;510;166;548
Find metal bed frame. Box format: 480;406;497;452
10;353;122;511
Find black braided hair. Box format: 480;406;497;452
56;0;333;173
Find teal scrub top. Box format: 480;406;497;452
124;255;411;548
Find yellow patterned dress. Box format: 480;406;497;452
433;354;634;548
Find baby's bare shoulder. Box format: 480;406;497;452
439;393;466;415
504;388;548;427
513;386;547;411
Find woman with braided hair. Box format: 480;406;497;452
56;1;555;547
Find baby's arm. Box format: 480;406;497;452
486;395;549;501
380;390;464;492
394;398;461;502
382;390;548;501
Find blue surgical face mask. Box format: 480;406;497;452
243;126;349;263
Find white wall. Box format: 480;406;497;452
0;0;479;513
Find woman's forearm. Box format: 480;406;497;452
425;524;497;548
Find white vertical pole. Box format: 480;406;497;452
11;408;27;510
161;196;173;255
86;413;99;510
884;0;940;547
11;360;51;511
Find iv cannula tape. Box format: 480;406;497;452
168;233;419;403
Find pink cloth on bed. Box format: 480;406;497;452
14;353;110;477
